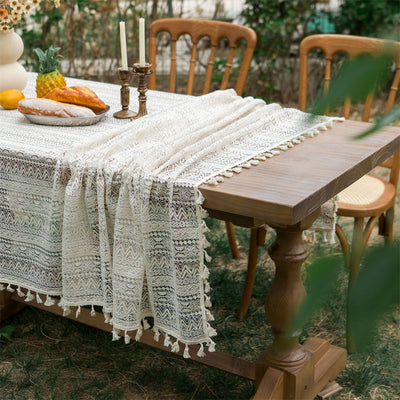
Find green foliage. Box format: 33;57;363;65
33;46;62;73
290;256;342;333
0;325;16;341
303;48;400;353
310;51;393;113
332;0;400;37
349;243;400;351
241;0;321;102
355;105;400;139
310;47;399;138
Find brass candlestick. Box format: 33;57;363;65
113;67;136;119
132;63;153;119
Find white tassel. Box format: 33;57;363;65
204;281;210;293
63;306;71;317
124;331;131;344
17;286;24;297
271;150;281;155
171;340;180;353
104;312;111;324
200;220;210;233
222;171;234;178
200;208;208;219
197;344;206;357
263;152;274;158
204;295;212;308
25;290;35;302
207;324;217;337
112;329;121;341
36;293;43;303
143;318;151;330
232;167;242;173
196;190;205;204
250;159;259;165
216;176;224;182
0;283;5;291
135;326;143;342
208;340;216;352
90;305;96;317
164;334;172;347
183;344;190;359
6;284;14;292
201;237;211;248
202;266;210;279
206;309;214;321
205;178;218;186
58;297;64;308
75;306;81;318
44;295;55;306
153;327;160;342
204;251;211;263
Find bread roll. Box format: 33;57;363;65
45;86;107;113
18;98;96;118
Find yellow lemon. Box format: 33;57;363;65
0;89;25;110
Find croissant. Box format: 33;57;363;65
44;86;107;113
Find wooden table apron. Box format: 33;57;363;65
1;119;399;400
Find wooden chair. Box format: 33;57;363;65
298;34;400;351
237;34;400;328
148;18;257;96
148;18;260;318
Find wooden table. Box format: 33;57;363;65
1;119;399;399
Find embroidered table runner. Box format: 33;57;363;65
0;74;340;358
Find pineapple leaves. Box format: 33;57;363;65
33;46;63;74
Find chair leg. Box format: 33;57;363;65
346;217;364;353
237;227;261;320
225;221;240;259
335;223;350;269
383;207;395;245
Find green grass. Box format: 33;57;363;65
0;212;399;399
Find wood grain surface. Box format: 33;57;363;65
200;120;400;226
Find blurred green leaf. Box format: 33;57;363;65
290;256;342;333
348;243;400;351
310;51;394;116
354;105;400;139
0;325;16;341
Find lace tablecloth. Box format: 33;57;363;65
0;73;340;357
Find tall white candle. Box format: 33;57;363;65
139;18;145;67
119;21;128;70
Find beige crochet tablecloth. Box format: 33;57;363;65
0;73;340;357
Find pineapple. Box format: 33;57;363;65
34;46;66;98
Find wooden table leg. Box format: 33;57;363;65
254;211;347;399
0;287;26;323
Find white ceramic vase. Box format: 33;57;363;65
0;30;28;92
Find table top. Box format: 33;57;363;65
200;120;400;227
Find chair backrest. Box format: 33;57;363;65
148;18;257;96
298;34;400;187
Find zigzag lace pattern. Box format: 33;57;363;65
0;75;340;357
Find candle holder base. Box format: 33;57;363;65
113;109;137;119
132;63;153;119
113;67;135;119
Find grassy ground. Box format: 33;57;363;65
0;176;399;400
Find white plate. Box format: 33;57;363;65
20;106;110;126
